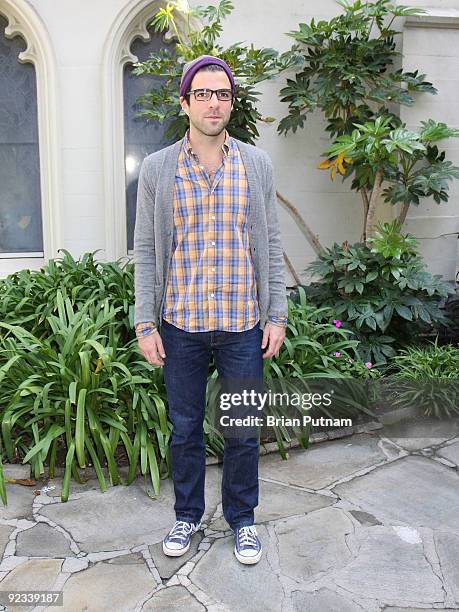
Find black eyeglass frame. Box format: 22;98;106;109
186;88;234;102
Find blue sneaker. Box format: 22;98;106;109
162;520;201;557
234;525;262;564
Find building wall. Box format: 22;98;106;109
401;7;459;280
1;0;459;282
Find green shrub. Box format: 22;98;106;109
0;291;169;502
0;249;134;342
0;253;171;506
384;341;459;417
388;340;459;378
267;286;377;378
297;221;454;365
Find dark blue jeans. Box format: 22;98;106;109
161;318;264;531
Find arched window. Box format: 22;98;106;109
123;26;174;252
0;0;60;276
102;1;189;260
0;14;42;256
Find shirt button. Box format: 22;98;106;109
211;215;216;220
212;267;216;272
211;241;215;245
210;293;215;298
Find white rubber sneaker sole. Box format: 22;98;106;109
234;545;262;565
162;540;191;557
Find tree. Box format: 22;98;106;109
279;0;459;242
323;117;459;239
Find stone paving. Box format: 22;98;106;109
1;413;459;612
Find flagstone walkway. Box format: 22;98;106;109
1;412;459;612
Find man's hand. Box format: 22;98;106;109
261;322;286;359
138;331;166;367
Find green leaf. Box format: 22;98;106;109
61;441;75;503
366;316;377;331
146;439;161;496
365;271;378;283
0;462;7;506
85;436;108;492
420;119;459;142
68;381;77;404
22;424;66;464
75;389;87;468
382;128;426;154
394;304;413;320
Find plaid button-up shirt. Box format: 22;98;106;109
161;130;259;332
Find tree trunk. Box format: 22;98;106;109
364;170;383;242
283;251;301;286
276;191;325;255
360;187;369;242
397;202;410;227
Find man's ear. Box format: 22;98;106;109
179;96;189;116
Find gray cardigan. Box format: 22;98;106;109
133;136;288;331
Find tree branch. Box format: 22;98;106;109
276;191;325;255
283;251;301;286
360;187;369;242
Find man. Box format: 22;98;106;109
133;55;287;565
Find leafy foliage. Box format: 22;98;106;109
0;292;170;502
277;0;459;240
0;253;188;504
132;0;292;144
278;0;435;137
265;287;363;378
322;117;459;205
384;341;459;417
388;340;459;378
294;222;455;364
0;250;134;343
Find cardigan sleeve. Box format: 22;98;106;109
133;156;157;327
262;152;288;323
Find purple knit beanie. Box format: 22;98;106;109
179;55;236;98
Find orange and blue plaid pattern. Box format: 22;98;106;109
161;130;259;332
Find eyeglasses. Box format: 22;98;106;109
187;88;233;102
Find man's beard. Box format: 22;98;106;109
190;115;229;137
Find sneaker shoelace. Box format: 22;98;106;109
167;520;194;543
237;526;258;548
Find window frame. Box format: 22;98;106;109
102;0;187;260
0;0;61;276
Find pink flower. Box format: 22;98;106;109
334;352;341;357
365;362;372;369
333;319;342;328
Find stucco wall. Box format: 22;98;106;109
1;0;459;282
401;8;459;280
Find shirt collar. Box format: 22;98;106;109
183;129;231;160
